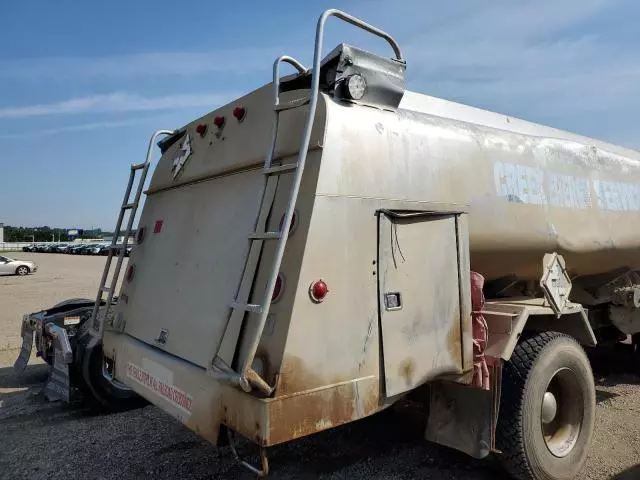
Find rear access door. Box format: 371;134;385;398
377;210;472;397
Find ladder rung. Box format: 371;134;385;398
131;163;147;171
264;163;298;175
230;301;263;314
109;244;125;250
122;203;136;209
275;97;310;112
101;286;112;294
248;231;281;240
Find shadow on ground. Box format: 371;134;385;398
612;464;640;480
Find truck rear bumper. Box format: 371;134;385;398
106;332;382;447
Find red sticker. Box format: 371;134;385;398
154;220;163;233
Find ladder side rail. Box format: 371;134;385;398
90;170;136;330
103;130;175;312
237;9;402;381
214;58;308;370
92;129;175;337
264;56;308;170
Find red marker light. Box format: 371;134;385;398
272;273;285;302
233;106;246;121
213;115;225;128
126;264;136;283
196;123;207;136
309;279;328;303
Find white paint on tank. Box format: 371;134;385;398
494;161;640;212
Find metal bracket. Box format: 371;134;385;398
540;252;572;315
43;324;74;403
104;310;126;333
227;429;269;477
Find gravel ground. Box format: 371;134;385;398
0;253;639;480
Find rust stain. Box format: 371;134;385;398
398;357;415;386
267;376;379;446
184;392;223;445
445;310;463;366
275;355;326;396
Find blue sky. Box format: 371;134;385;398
2;0;639;229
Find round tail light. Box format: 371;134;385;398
125;264;136;283
309;279;328;303
272;273;285;303
279;210;298;236
213;115;225;128
233;106;246;121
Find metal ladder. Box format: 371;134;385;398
215;9;404;395
90;129;175;338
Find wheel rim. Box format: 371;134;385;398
541;367;584;458
18;267;27;275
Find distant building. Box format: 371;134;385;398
0;223;4;243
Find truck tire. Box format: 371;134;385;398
496;332;595;480
75;333;145;412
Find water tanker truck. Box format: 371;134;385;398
15;9;640;480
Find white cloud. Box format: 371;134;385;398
0;47;283;80
382;0;640;145
0;91;239;118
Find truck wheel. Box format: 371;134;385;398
76;336;145;412
496;332;595;480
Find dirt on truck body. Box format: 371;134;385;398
15;8;640;480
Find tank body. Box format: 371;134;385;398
317;90;640;282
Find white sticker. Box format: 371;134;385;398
126;362;192;413
63;316;81;326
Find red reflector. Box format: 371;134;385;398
233;106;246;121
213;115;225;128
136;227;145;244
272;273;284;302
196;123;207;136
310;279;328;303
125;264;135;283
153;220;163;233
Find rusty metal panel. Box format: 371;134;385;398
378;213;464;397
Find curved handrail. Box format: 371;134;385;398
316;9;404;62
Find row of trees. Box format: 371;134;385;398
3;226;114;243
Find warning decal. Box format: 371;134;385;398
126;362;192;413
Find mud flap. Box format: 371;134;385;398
43;325;74;403
425;362;502;459
13;321;34;373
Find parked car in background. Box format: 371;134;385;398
53;244;69;253
77;243;98;255
23;244;44;252
84;243;108;255
0;255;37;276
68;244;85;254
